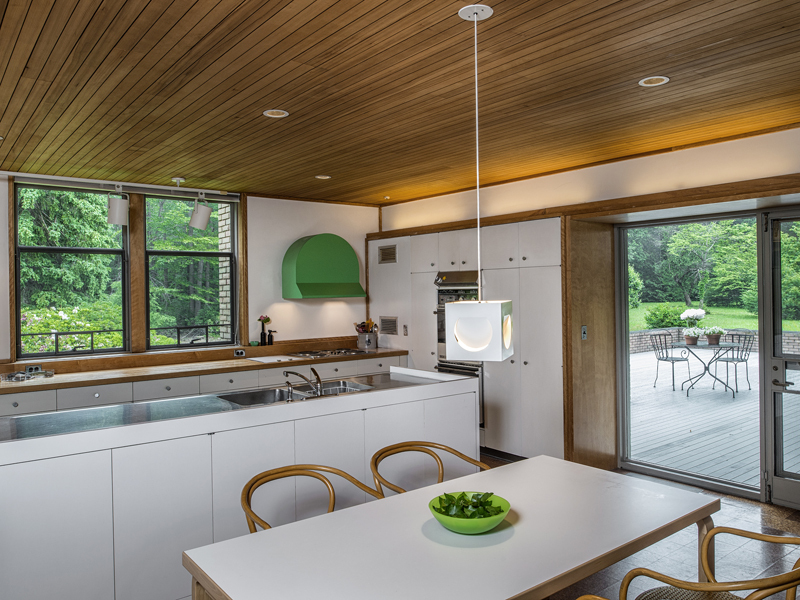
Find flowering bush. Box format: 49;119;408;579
20;301;125;354
682;327;704;337
680;308;706;327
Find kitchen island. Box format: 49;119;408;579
0;366;479;600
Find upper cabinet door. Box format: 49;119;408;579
410;233;439;273
518;218;561;267
480;223;519;269
459;228;478;270
438;230;460;270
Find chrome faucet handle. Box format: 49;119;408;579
310;367;322;395
285;381;294;401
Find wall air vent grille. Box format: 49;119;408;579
378;245;397;264
380;317;398;335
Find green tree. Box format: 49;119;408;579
706;220;757;307
659;222;724;308
628;265;643;308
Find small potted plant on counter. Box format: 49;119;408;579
682;326;704;345
258;315;271;346
703;325;726;345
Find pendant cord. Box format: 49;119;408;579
474;12;482;302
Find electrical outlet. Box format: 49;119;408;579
25;365;42;374
234;349;246;357
581;326;588;340
403;324;408;336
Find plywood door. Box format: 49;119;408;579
211;421;296;541
0;451;114;600
519;266;564;459
112;435;213;600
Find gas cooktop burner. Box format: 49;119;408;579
290;348;368;359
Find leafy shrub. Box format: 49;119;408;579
628;265;643;309
742;287;758;315
644;303;684;329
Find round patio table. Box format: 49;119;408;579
670;341;740;398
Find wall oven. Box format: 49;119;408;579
434;271;484;426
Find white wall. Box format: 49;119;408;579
0;176;8;361
246;196;378;343
382;128;800;230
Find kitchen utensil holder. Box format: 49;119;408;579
357;333;377;351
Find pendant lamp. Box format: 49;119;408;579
445;4;514;363
189;192;212;230
107;184;129;226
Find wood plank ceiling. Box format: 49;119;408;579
0;0;799;206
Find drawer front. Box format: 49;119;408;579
357;356;400;375
57;383;133;410
133;377;200;401
200;371;259;394
259;367;310;388
0;390;57;417
313;361;357;380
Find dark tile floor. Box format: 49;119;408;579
479;453;800;600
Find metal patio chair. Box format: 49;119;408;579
650;329;690;390
713;329;755;393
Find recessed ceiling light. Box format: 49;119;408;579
383;196;390;200
263;109;289;118
0;136;4;141
171;177;185;187
638;75;670;87
315;175;331;180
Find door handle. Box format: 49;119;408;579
772;379;795;388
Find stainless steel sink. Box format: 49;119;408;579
294;380;373;396
218;388;306;406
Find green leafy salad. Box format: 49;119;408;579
432;492;505;519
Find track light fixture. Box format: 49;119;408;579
189;192;212;230
107;184;129;226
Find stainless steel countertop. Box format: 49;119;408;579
0;372;444;443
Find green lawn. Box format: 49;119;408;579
628;302;800;332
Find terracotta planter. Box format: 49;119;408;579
684;336;698;345
706;334;721;345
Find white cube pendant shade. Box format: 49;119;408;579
445;300;513;362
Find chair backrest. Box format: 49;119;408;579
241;464;383;532
370;441;490;496
726;329;755;361
649;330;672;360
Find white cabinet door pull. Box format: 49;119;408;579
94;393;100;398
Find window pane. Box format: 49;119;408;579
17;186;123;249
19;252;124;355
149;255;233;347
145;197;232;252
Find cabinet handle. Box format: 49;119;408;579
509;257;513;261
334;368;339;372
522;256;527;261
461;260;466;264
510;360;515;364
12;401;18;408
94;393;100;398
524;361;528;365
165;386;171;391
229;379;234;384
378;363;383;367
430;262;435;267
451;261;455;265
431;351;435;355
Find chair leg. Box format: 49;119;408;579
713;362;716;389
687;360;691;380
654;361;660;387
671;361;676;391
744;360;751;390
733;363;739;394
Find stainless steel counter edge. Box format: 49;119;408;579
0;369;477;466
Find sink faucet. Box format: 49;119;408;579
283;370;322;397
285;381;294;401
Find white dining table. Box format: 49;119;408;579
183;456;720;600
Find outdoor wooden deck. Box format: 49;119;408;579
629;349;800;488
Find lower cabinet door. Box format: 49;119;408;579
112;435;212;600
423;392;480;481
0;451;115;600
364;401;427;498
294;410;366;520
211;421;296;541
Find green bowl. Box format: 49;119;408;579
428;492;510;535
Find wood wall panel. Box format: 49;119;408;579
128;194;147;352
7;177;16;363
237;195;249;346
565;218;617;470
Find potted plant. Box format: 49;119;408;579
682;327;704;345
703;325;726;345
680;308;706;328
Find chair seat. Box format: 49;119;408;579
659;356;689;363
636;587;741;600
715;356;746;363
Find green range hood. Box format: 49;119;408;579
282;233;366;299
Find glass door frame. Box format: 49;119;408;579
614;211;766;502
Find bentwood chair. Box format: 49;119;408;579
241;464;383;532
713;329;755;393
576;526;800;600
650;329;691;390
370;441;490;496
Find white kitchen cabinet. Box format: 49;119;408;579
518;217;561;267
423;393;480;481
314;360;358;379
357;355;400;375
481;222;520;269
519;266;564;458
112;435;213;600
409;233;439;273
0;389;56;416
211;421;296;541
481;268;523;455
409;272;438;371
200;370;259;393
133;375;200;401
57;382;132;410
439;228;478;271
369;236;412;350
259;366;310;387
0;451;115;600
364;400;427;498
294;410;366;520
